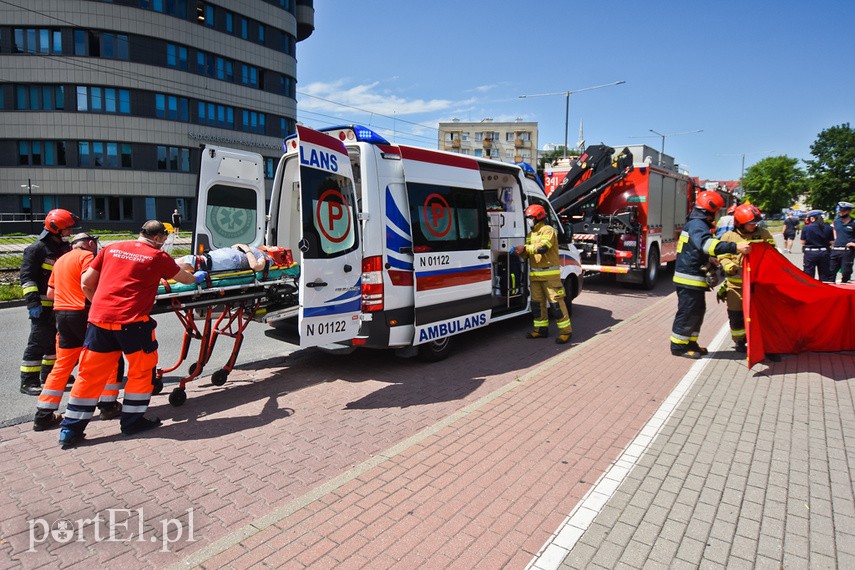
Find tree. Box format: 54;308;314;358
804;123;855;211
741;156;806;213
537;147;579;171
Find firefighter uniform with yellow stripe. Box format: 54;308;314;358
670;208;740;358
19;232;70;395
718;225;775;351
517;213;572;344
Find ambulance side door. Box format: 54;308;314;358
292;126;362;347
194;145;266;252
399;146;492;345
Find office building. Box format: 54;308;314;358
0;0;314;232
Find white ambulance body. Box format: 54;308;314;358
194;125;583;360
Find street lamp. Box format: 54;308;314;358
20;178;39;235
519;80;626;159
648;129;703;166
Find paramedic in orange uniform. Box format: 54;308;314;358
33;233;124;431
513;204;572;344
57;221;205;449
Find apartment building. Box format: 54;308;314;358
437;118;538;165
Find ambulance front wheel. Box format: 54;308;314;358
169;388;187;407
417;337;453;362
211;369;229;386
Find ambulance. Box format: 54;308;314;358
193;125;583;360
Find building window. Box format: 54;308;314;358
264;157;275;179
241;110;266;134
198;102;234;129
76;87;131;114
257;24;265;44
15;85;65;110
166;43;188;69
241;64;258;87
81;196;134;221
12;28;61;54
101;33;129;60
79;141;132;168
157;146;191;172
17;140;67;166
155;93;189;121
225;12;233;33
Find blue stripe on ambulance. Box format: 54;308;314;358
384;186;414;271
303;297;362;318
385;186;410;235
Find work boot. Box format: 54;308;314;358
555;330;573;345
58;429;85;450
687;341;708;355
526;327;549;339
121;416;162;436
671;349;705;360
97;402;122;421
33;413;63;432
734;340;747;353
20;377;41;396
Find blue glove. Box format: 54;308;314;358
193;270;208;284
28;306;42;319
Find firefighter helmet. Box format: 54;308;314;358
524;204;547;222
726;204;737;215
43;209;80;234
734;204;762;226
695;191;725;213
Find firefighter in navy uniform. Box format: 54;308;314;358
513;204;572;344
19;209;79;395
670;191;751;359
830;201;855;283
801;210;834;282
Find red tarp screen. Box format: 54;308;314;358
744;242;855;367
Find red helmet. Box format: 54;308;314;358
524;204;547;222
734;204;762;226
43;209;80;234
695;191;725;213
726;204;737;215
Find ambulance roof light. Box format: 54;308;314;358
320;125;390;145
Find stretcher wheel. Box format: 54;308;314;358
152;379;164;396
211;369;229;386
169;388;187;407
188;362;199;376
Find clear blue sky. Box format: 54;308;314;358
296;0;855;181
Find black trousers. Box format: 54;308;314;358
670;286;706;353
803;250;831;282
21;307;56;383
829;249;854;283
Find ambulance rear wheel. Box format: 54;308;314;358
417;337;452;362
169;388;187;407
211;369;229;386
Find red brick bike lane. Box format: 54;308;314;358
0;283;716;569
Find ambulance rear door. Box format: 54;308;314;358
291;125;362;347
194;145;266;252
399;146;492;345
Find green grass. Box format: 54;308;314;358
0;283;22;301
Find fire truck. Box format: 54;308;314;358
547;144;700;289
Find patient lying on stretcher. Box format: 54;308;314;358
177;244;269;273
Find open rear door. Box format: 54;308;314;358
399;146;492;345
291;126;362;347
194;145;266;252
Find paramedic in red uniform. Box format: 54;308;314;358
670;191;751;359
513;204;572;344
57;221;205;449
19;209;78;395
33;233;123;431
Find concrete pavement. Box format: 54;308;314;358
1;242;854;568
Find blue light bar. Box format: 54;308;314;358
320;125;390;145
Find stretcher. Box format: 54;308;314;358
152;263;300;406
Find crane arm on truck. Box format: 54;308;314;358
549;146;634;219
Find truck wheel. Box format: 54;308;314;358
417;337;452;362
643;247;660;290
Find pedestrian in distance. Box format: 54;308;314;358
171;208;182;234
33;233;124;431
801;210;834;282
513;204;572;344
782;211;801;253
57;221;206;449
717;205;776;353
670;191;751;359
829;201;855;283
19;209;79;395
714;204;738;238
